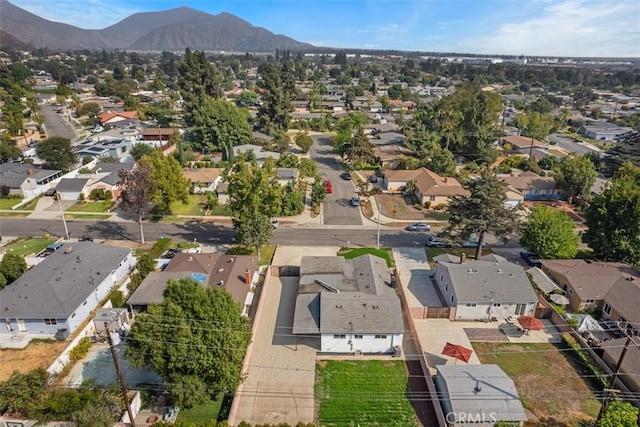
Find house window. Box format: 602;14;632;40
44;318;57;325
333;334;346;339
465;303;477;307
354;334;363;339
374;334;387;339
493;303;501;307
603;304;612;315
429;196;436;201
584;299;595;304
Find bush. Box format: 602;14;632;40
108;290;124;308
69;337;92;363
128;272;143;293
423;201;432;209
561;333;607;388
149;237;172;258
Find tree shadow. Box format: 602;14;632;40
84;221;134;241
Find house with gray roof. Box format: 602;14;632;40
434;254;538;320
292;254;403;354
0;163;62;198
0;242;135;338
56;178;90;201
435;364;527;426
233;144;280;162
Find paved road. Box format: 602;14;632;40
40;105;76;140
311;136;362;226
548;132;599;155
0;218;435;248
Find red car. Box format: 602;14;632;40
324;180;332;193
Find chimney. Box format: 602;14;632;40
460;252;466;264
245;269;252;291
27;169;33;175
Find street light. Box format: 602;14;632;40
56;194;70;240
376;201;381;249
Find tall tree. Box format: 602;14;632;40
118;162;156;244
583;162;640;266
598;401;639;427
447;173;520;258
140;151;190;215
126;278;251;408
294;132;313;153
256;62;296;134
190;98;251;160
554;154;597;203
177;49;223;126
520;206;579;258
35;136;77;171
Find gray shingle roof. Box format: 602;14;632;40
126;271;192;307
527;267;560;294
436;364;527;423
0;243;131;318
56;178;89;193
434;254;537;303
319;292;403;334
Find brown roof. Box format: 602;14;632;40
501;171;557;191
182;168;222;184
373;145;413;161
99;111;138;123
501;135;546;149
603;277;640;323
384;169;423;181
414;168;468;197
164;253;258;306
540;259;638;300
601;337;640;380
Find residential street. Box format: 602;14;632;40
547;132;600;155
40;104;77;140
310;135;362;226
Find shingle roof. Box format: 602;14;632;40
414;168;468;197
501;135;546;149
182;168;222;184
320;292;403;334
0;243;131;318
501;171;557;191
436;364;527;423
56;178;89;193
527;267;560;294
603;277;640;324
127;271;194;307
434;254;537;303
0;164;61;188
540;259;638;300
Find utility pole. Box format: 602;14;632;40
106;323;136;427
596;334;632;422
529;136;534;158
56;194;69;240
376;201;381;249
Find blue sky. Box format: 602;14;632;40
10;0;640;57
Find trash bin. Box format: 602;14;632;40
393;345;402;357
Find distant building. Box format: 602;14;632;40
578;121;632;141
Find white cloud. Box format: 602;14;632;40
465;0;640;56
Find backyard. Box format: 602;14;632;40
315;360;419;427
473;342;600;425
0;340;69;381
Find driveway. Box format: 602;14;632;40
310;136;362;226
392;247;442;308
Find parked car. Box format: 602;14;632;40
520;251;542;267
405;222;431;232
462;237;481;248
349;197;361;206
44;188;57;196
340;172;352;180
324;180;333;193
369;175;378;183
79;235;93;242
271;218;279;229
426;236;452;248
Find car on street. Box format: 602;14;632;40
462;237;481;248
520;251;542;267
323;180;332;193
369;175;378;183
405;222;431;232
340;172;352;180
425;236;453;248
349;197;361;206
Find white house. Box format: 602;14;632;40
433;254;538;321
0;242;135;337
293;255;403;354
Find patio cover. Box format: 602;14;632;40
527;267;560;294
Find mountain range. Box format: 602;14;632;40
0;0;313;52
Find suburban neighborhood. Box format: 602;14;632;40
1;2;640;426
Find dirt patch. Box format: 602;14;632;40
0;341;68;381
376;194;428;220
464;328;509;342
101;239;151;250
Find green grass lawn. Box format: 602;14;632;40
169;195;232;216
473;342;600;425
338;247;395;267
68;201;112;212
227;245;276;265
66;213;111;219
0;198;23;210
5;237;57;256
0;212;29;217
422;210;450;221
316;360;418;427
176;398;222;424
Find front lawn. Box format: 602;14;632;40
0;198;22;210
5;237;57;257
316;360;419;427
68;201;112;212
227;245;276;266
338;247;395;267
473;342;600;425
169;195;232;216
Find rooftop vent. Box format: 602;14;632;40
64;246;74;254
218;268;224;273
